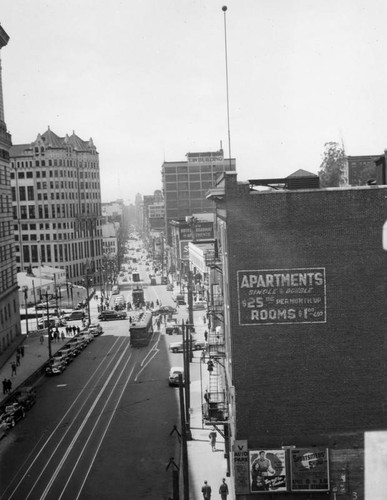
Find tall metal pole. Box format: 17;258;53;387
178;374;189;500
23;286;29;336
46;291;52;358
222;5;233;170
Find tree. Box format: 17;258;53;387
318;142;347;187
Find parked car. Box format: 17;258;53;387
76;332;94;344
169;339;206;353
13;386;37;410
46;359;66;375
168;366;184;387
161;276;168;285
166;284;173;291
57;346;76;362
88;322;103;336
98;310;127;321
153;305;177;315
53;351;72;365
0;403;26;427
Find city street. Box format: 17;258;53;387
0;265;194;500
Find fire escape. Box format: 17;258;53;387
202;248;229;426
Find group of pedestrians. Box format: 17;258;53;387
201;478;229;499
2;377;12;394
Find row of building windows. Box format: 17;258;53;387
163;164;229;174
12;203;101;220
0;193;11;213
0;243;13;263
0;268;17;296
13;185;100;201
0;220;12;238
0;164;9;184
12;159;98;170
19;239;101;267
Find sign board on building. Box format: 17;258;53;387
179;222;214;241
290;448;329;491
233;440;249;494
237;268;327;325
179;241;189;260
249;449;287;493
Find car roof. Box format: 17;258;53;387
170;366;184;372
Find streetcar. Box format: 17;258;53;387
129;311;153;347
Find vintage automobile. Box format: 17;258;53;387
0;402;26;427
153;305;178;316
168;366;184;387
98;310;127;321
169;339;206;353
46;358;66;376
13;386;37;410
88;322;103;336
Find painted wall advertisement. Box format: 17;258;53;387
237;267;327;325
249;449;287;493
290;448;329;491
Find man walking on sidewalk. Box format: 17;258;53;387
209;427;217;452
219;478;229;499
201;480;212;499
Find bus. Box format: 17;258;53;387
130;311;153;347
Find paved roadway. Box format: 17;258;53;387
0;251;194;499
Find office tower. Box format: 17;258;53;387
10;128;103;284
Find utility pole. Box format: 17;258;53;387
181;321;192;440
22;286;29;336
45;291;52;358
178;373;189;500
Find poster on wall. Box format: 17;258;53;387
249;449;287;493
233;440;250;495
237;267;327;326
290;448;329;491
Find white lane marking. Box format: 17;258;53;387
39;344;133;500
134;330;162;382
64;364;136;500
5;336;126;500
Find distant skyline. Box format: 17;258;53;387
2;0;387;203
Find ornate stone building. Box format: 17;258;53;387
10;128;103;285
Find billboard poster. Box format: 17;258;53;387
290;448;329;491
237;268;326;326
249;450;287;493
233;440;250;494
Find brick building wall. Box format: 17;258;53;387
222;180;387;498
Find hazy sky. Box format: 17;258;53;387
2;0;387;203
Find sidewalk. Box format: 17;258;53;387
187;316;235;500
0;298;99;405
